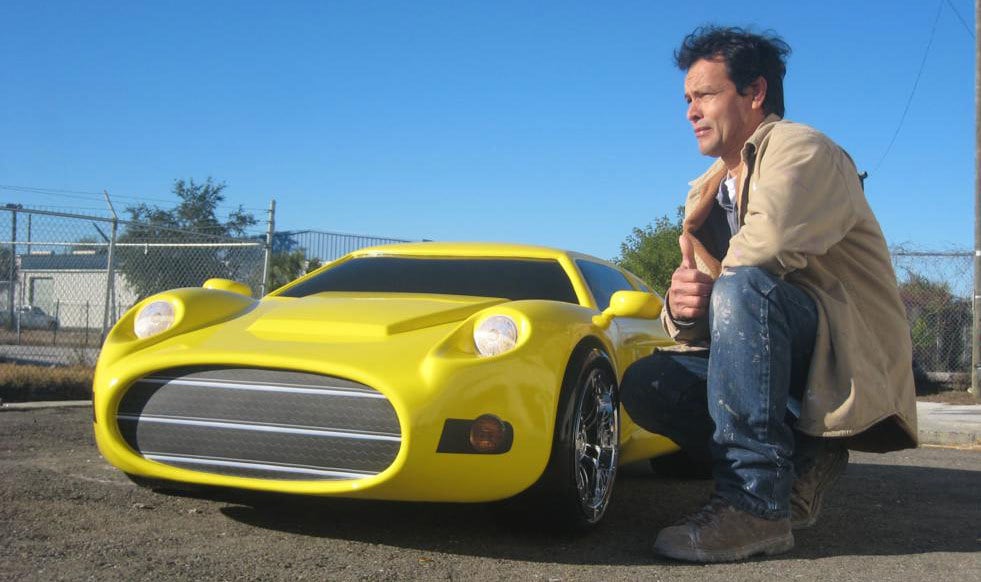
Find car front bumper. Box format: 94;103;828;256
93;338;565;503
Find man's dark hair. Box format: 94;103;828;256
675;26;791;117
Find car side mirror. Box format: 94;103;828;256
592;290;663;329
203;278;252;297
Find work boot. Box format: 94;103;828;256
653;498;794;562
790;445;849;529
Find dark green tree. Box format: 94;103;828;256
268;249;322;292
72;236;105;254
615;207;684;295
0;247;15;281
898;272;971;375
0;247;16;329
118;178;260;300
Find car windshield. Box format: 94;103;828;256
279;256;580;304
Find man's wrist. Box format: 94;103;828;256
665;299;698;328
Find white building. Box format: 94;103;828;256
18;251;138;329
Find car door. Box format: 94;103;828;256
574;260;671;367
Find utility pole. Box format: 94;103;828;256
101;191;118;340
973;0;980;400
261;199;276;297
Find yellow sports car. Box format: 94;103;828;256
93;242;680;527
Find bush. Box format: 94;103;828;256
0;364;93;403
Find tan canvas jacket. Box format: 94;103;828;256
662;115;917;452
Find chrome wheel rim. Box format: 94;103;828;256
573;367;619;522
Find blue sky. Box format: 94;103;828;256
0;0;974;261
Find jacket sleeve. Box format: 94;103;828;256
722;130;861;276
661;296;709;343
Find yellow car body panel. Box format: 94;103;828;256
93;242;679;502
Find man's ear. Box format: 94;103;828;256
750;76;768;110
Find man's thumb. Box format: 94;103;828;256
679;234;695;269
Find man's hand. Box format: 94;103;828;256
667;235;714;321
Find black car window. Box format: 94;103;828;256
575;260;634;310
280;257;580;304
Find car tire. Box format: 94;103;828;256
503;346;619;530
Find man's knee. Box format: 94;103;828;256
621;351;713;450
621;352;709;423
710;267;779;331
713;267;778;300
621;351;682;406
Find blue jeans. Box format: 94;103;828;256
622;267;820;519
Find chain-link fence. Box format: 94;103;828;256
891;247;972;387
0;207;423;368
279;229;412;263
0;204;973;383
0;206;266;366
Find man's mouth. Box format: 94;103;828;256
694;127;710;138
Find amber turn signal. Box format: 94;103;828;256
469;414;507;453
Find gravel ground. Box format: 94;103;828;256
1;407;979;581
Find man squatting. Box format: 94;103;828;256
620;26;918;562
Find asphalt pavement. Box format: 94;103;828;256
1;406;978;581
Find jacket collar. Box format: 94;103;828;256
687;113;783;191
742;113;782;165
680;114;783;277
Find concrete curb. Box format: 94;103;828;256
915;401;981;448
1;400;92;411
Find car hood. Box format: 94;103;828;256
246;293;510;339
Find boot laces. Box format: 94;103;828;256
685;497;732;528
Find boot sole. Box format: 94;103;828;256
654;532;795;563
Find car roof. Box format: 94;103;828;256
348;241;611;265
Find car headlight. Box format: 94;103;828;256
473;315;518;357
134;300;176;339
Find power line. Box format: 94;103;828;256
944;0;975;39
0;185;104;198
0;184;178;209
0;184;267;214
873;0;944;174
11;203;112;214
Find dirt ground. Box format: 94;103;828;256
2;406;979;581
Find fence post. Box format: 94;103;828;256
102;192;119;341
261;199;276;297
6;204;19;331
974;0;980;400
52;300;59;345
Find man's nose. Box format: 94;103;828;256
687;101;701;123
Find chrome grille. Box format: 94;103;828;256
117;367;401;481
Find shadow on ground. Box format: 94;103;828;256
214;461;981;565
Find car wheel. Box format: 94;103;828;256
509;347;619;530
567;361;620;525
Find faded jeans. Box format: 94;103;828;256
621;267;821;520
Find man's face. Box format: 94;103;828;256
683;57;765;167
